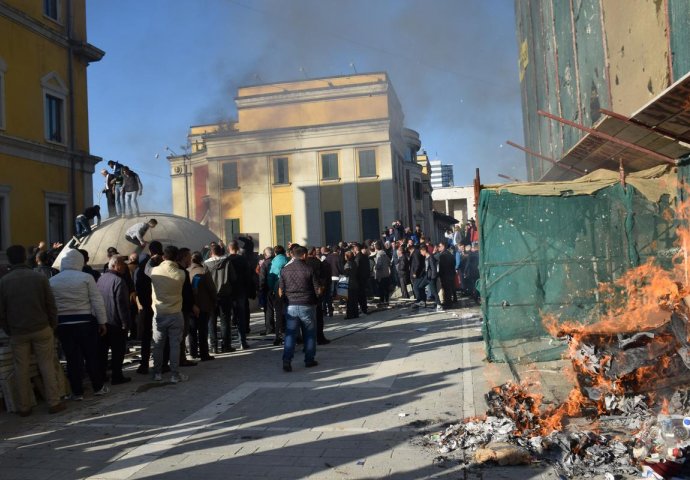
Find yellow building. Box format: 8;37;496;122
0;0;103;251
169;72;433;247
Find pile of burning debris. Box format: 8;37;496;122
426;266;690;478
427;382;690;478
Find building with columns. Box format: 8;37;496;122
168;72;433;248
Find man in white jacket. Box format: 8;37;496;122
50;249;109;400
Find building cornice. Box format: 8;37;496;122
236;82;389;109
203;138;392;163
204;118;391;143
200;120;392;159
0;2;103;63
72;40;105;64
237;71;389;91
0;133;101;172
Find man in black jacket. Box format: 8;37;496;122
204;244;237;352
394;244;410;299
353;244;370;315
437;242;457;307
323;246;341;317
408;245;425;303
75;205;101;238
227;241;251;349
413;245;442;310
175;248;197;367
305;248;330;345
134;241;163;374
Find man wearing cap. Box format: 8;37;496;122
101;169;117;218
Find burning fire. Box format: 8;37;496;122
528;196;690;436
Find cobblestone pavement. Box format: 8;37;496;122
0;303;564;480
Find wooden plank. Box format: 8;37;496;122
555;0;583;153
669;0;690;81
573;0;609;125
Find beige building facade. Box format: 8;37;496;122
431;186;476;225
168;72;433;248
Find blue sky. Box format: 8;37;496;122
86;0;525;212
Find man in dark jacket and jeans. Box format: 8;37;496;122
437;242;457;306
227;241;251;349
413;245;442;310
323;246;342;315
135;241;163;374
97;255;132;385
306;247;331;345
204;244;238;352
75;205;101;238
0;245;65;416
279;246;320;372
408;244;425;303
353;244;370;315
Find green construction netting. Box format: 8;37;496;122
479;169;684;364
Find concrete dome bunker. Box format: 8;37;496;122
52;213;220;269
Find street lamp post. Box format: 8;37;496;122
166;146;190;219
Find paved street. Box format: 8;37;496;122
0;304;561;480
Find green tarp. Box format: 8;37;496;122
479;166;682;363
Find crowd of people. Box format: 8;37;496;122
0;217;480;416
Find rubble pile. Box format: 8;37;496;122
425;301;690;477
570;312;690;407
426;384;690;477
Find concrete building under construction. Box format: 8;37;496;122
515;0;690;180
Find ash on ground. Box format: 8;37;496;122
424;383;690;478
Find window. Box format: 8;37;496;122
0;186;10;251
44;0;59;21
0;197;4;250
224;218;240;243
361;209;380;242
45;95;63;143
48;203;66;245
404;147;417;163
42;72;68;144
413;181;422;200
358;149;376;177
273;157;289;185
324;211;342;246
222;162;238;189
275;215;292;247
321;153;339;180
0;57;5;130
44;192;68;245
